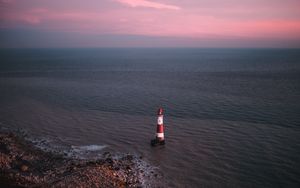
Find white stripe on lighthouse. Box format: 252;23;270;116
156;133;164;138
157;116;163;125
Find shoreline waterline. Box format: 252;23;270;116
0;130;162;187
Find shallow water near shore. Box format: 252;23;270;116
1;48;300;187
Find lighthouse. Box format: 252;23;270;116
151;108;165;146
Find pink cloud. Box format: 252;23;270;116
2;7;300;40
0;0;15;4
20;15;41;24
1;0;300;47
114;0;180;10
0;8;49;25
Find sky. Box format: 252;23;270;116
0;0;300;48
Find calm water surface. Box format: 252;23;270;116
0;48;300;187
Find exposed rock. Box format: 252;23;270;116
0;132;152;188
20;164;29;172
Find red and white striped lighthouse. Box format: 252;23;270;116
156;108;164;141
151;107;165;146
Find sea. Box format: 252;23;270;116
0;48;300;187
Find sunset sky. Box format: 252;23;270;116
1;0;300;48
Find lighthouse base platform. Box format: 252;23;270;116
150;139;165;146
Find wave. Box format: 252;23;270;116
71;145;107;152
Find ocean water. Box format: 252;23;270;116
0;48;300;187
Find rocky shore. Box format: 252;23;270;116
0;132;159;187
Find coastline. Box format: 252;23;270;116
0;131;158;187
